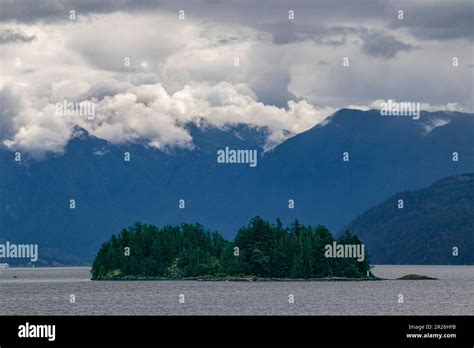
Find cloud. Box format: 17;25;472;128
0;0;383;24
0;2;471;157
266;23;415;59
81;82;335;150
386;0;474;42
359;30;415;59
265;22;354;46
0;27;35;43
0;85;21;135
0;85;73;157
2;0;471;45
0;0;157;23
1;81;336;156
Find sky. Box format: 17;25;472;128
0;0;472;157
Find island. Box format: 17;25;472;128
91;217;378;281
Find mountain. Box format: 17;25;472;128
0;123;271;264
1;109;473;264
341;173;474;264
244;109;474;237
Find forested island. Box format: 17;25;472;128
91;217;375;280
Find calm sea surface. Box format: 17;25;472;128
0;266;472;315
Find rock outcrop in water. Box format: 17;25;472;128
397;274;437;280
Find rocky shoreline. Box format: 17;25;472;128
93;275;384;281
93;273;438;281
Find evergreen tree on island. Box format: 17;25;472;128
91;217;373;280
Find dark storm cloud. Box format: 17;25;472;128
387;0;474;41
0;0;160;23
1;0;470;47
0;0;472;156
359;30;415;59
266;22;355;46
250;69;297;108
0;0;384;24
263;22;414;59
0;28;35;43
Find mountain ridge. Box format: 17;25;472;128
1;109;473;264
341;173;474;264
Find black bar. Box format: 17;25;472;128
0;316;472;346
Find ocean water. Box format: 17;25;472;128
0;265;472;315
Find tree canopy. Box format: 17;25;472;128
91;217;372;280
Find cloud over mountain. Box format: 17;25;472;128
0;80;335;156
0;1;472;156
